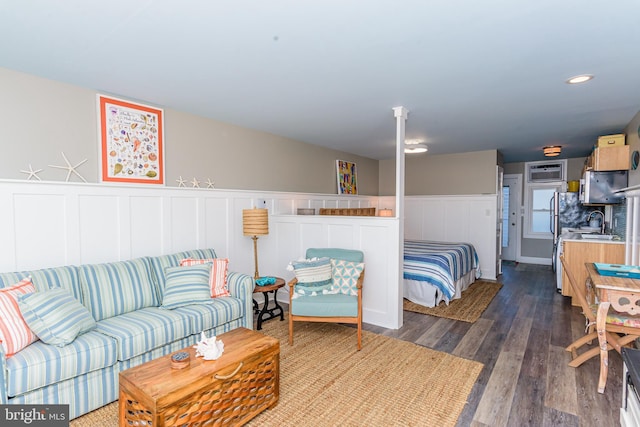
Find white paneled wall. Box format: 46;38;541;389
0;180;402;329
0;180;497;328
405;195;498;280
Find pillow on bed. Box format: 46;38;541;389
330;259;364;296
287;257;332;296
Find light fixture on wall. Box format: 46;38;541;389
379;208;394;217
404;139;428;154
242;207;269;279
543;146;562;157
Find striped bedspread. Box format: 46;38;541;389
403;239;480;300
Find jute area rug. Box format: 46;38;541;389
71;319;483;427
403;280;502;323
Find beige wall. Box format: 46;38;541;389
0;67;379;195
379;150;498;196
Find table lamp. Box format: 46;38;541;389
243;207;269;279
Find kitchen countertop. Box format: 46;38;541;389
560;233;625;244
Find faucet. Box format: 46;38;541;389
587;211;605;234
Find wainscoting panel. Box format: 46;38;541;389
14;193;69;271
204;197;231;259
404;195;498;280
78;194;123;264
269;215;402;329
169;196;201;253
0;180;497;328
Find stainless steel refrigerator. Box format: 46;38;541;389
550;192;601;287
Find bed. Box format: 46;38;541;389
403;239;481;307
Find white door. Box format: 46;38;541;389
502;174;522;261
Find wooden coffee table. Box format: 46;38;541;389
119;327;279;426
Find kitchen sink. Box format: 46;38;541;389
580;234;618;240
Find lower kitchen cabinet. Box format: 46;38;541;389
561;240;625;306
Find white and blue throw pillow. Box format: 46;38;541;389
330;259;365;296
287;257;333;296
18;288;97;347
161;264;213;309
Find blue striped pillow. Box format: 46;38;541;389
17;288;97;347
161;264;212;309
289;257;333;295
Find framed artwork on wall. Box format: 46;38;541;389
336;160;358;195
98;95;164;184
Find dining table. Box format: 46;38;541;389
586;262;640;393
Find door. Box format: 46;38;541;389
502;174;521;261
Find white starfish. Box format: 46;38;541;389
205;179;215;189
191;177;200;188
48;152;87;182
176;176;186;187
19;164;43;181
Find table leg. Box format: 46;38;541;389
596;301;611;394
256;289;284;331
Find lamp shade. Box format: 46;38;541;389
243;208;269;236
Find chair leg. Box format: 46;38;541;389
357;322;362;351
596;302;610;393
566;332;598;355
568;342;614;368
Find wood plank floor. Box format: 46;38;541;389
266;262;626;426
363;262;625;427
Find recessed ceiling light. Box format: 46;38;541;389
566;74;594;84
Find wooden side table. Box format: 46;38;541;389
253;277;285;330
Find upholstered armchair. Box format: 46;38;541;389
288;248;365;350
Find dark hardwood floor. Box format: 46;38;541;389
362;262;624;427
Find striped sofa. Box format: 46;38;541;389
0;249;254;419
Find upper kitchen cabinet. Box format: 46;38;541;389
584;145;630;172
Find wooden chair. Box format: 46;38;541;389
288;248;364;350
561;255;640;367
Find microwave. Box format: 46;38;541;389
579;170;628;204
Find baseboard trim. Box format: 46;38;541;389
516;256;551;265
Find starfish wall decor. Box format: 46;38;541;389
19;164;43;181
49;152;87;182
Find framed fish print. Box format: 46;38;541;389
98;95;164;184
336;160;358;195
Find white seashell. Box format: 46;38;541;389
193;331;225;360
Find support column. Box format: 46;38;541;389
392;106;408;329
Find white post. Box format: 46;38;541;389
392;106;408;329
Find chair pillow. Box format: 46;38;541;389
162;264;213;309
18;288;96;347
0;278;39;356
288;257;332;295
179;258;230;298
331;259;365;296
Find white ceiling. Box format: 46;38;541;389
1;1;639;162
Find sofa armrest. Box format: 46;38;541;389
0;348;7;403
227;271;255;330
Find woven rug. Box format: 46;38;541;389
71;319;482;427
403;280;502;323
